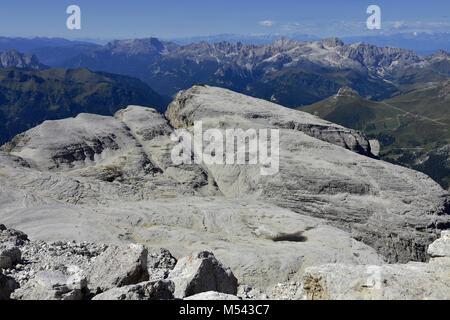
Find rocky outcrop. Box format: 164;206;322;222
0;271;19;300
295;231;450;300
148;248;177;281
87;244;149;293
0;50;47;70
165;86;450;263
335;86;360;97
166;85;373;156
3;224;448;300
169;251;238;298
0;224;25;269
0;86;449;297
0;242;21;269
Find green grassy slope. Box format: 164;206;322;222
298;82;450;189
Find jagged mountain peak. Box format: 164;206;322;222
321;37;344;48
428;49;450;61
336;86;360;98
0;49;47;70
104;37;178;55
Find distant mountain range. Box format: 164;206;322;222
0;37;101;66
48;37;446;106
0;35;448;106
169;32;450;56
0;35;448;188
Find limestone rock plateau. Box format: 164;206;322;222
0;85;449;300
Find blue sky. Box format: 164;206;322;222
0;0;449;40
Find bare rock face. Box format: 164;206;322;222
321;37;344;49
0;242;21;269
0;86;449;297
148;248;177;281
166;85;373;156
336;86;360;97
87;244;149;293
296;231;450;300
165;86;450;263
0;50;47;70
0;224;29;245
91;280;174;300
169;251;238;298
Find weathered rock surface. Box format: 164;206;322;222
92;280;174;300
148;248;177;281
295;231;450;300
11;268;88;300
165;86;450;263
0;86;449;298
166;86;373;156
0;148;385;291
0;242;21;269
169;251;238;298
87;244;149;293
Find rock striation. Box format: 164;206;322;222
0;86;449;299
165;86;450;263
295;231;450;300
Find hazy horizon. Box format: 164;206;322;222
0;0;449;41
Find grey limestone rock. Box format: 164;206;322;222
11;267;88;300
87;243;149;293
296;231;450;300
169;251;238;298
0;270;19;300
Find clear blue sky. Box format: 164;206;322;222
0;0;449;40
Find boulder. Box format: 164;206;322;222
428;230;450;258
169;251;238;298
88;243;149;293
0;241;21;269
0;271;19;300
0;224;28;246
148;248;177;270
147;248;177;281
92;280;174;300
11;267;88;300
